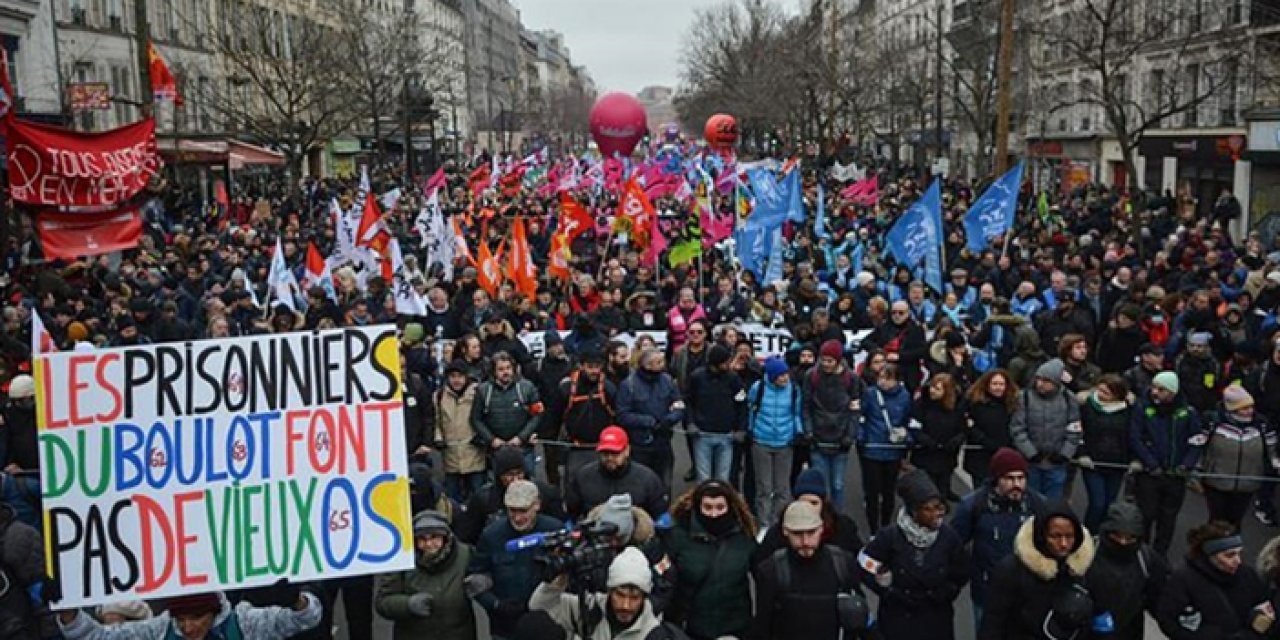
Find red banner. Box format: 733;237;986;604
35;206;142;259
7;118;160;208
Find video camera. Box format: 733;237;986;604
506;520;620;586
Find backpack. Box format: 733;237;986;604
751;380;801;417
564;371;614;420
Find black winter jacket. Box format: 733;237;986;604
860;520;970;640
1156;554;1271;640
687;366;747;434
911;397;968;476
965;398;1014;481
979;516;1097;640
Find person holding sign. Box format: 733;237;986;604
57;585;321;640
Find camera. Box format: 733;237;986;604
509;520;620;587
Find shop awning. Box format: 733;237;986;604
158;137;286;168
228;140;285;170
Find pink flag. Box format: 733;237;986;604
423;168;446;196
603;157;624;192
841;175;878;205
643;213;667;267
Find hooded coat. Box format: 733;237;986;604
860;514;970;640
1085;503;1169;640
374;537;476;640
1008;325;1050;388
978;509;1097;640
664;506;758;640
436;381;487;475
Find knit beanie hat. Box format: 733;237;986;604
544;329;563;347
402;323;426;345
597;494;636;542
793;468;828;499
896;468;942;511
764;356;789;383
494;446;526;478
1152;371;1180;395
708;343;732;367
820;339;843;361
98;600;153;622
607;547;653;594
413;510;451;537
166;592;221;618
989;447;1029;480
1035;359;1065;385
1223;384;1253;412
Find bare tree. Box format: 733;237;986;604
183;0;361;178
1029;0;1250;199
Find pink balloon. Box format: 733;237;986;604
589;93;647;158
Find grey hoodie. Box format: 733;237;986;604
1009;359;1082;464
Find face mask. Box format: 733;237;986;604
701;511;735;537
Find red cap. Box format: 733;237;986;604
597;426;629;452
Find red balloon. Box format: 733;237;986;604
590;93;647;158
705;114;739;151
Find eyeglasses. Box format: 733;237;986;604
891;310;909;315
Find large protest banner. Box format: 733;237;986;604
35;326;414;608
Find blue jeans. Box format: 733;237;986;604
1029;464;1068;500
445;471;486;503
1082;468;1125;532
693;433;734;481
808;450;849;510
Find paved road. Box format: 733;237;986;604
339;440;1276;639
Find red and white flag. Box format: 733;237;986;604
32;311;56;355
302;242;336;301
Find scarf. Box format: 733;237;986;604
417;535;456;572
897;508;938;549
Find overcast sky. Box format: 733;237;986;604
513;0;805;95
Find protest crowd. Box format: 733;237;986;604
5;126;1280;640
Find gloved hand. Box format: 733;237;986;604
840;436;854;450
261;578;302;609
407;592;434;618
1075;456;1095;470
41;575;62;606
464;574;494;598
495;599;526;620
731;431;748;444
1127;460;1144;474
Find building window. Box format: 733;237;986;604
1185;63;1200;126
111;65;132;127
75;62;95;130
1188;0;1202;32
1221;59;1238;125
1148;69;1165;126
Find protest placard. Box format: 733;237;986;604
35;326;414;608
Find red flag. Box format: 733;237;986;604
148;41;182;106
356;193;384;247
31;312;56;355
558;193;594;241
617;177;656;249
468;164;491;198
476;239;501;296
506;217;538;299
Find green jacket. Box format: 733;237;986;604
663;514;757;639
374;542;476;640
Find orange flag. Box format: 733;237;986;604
547;232;572;281
476;239;501;296
618;177;656;249
506;217;538;299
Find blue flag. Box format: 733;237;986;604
814;182;829;240
745;169;788;231
887;181;943;292
963;161;1024;253
764;226;785;284
783;169;805;223
735;225;767;279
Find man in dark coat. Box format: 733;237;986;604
564;427;667;520
1086;501;1169;640
864;300;927;391
751;500;871;640
454;446;565;545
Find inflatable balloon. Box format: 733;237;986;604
704;114;739;151
589;93;647;158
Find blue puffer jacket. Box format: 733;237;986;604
858;382;913;461
1130;393;1203;472
748;380;802;448
617;369;684;448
